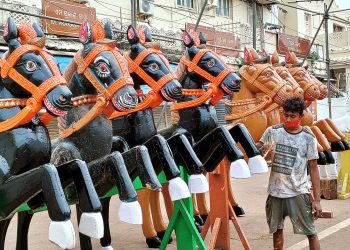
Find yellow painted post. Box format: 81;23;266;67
338;133;350;199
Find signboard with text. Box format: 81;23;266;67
42;0;96;37
277;33;310;58
186;23;240;57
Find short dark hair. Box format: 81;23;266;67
282;97;306;115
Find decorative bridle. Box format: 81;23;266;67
106;42;180;119
171;49;233;111
59;44;134;138
225;64;285;120
0;44;66;132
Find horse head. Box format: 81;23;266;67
271;51;304;98
285;51;320;101
310;74;328;100
66;20;138;112
126;25;182;102
238;48;292;106
178;30;240;96
1;17;72;117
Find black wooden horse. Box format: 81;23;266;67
107;25;206;248
161;31;268;221
15;20;162;250
0;18;103;249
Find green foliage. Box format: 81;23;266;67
308;50;320;62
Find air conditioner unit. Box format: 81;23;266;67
138;0;154;16
207;0;218;8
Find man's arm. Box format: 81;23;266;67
309;159;322;219
256;141;264;149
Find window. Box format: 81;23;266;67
333;24;344;33
216;0;230;17
177;0;194;8
304;13;311;35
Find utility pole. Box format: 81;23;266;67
131;0;137;27
195;0;208;31
324;3;332;118
252;0;257;49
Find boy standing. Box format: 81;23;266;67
257;97;322;250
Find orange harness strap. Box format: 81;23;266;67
171;49;232;111
0;45;65;132
107;48;177;119
59;46;134;138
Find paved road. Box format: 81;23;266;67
5;170;350;249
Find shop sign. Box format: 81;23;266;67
186;23;240;57
42;0;96;37
277;33;310;58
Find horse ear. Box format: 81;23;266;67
127;25;140;45
199;32;206;45
285;51;293;64
3;17;20;53
244;48;253;65
104;22;113;39
142;26;153;42
79;20;92;44
271;51;279;64
249;48;259;60
291;52;299;64
183;30;194;48
32;22;44;37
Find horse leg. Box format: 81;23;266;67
225;166;245;216
228;123;267;171
161;184;174;219
0;217;12;250
324;118;349;150
149;190;172;243
99;197;112;249
309;126;335;164
167;132;208;194
121;145;161;191
196;192;210;222
0;164;73;249
144;134;190;201
194;126;244;172
314;119;344;151
16;212;32;250
137;189;161;248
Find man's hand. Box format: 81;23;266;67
312;201;322;219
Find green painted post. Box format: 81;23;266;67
159;167;206;250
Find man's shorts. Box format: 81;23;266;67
265;194;316;235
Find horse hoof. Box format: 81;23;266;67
331;141;346;152
194;215;204;225
146;236;162;248
317;152;327;165
101;246;114;250
195;222;203;233
233;205;245;217
157;231;173;243
231;159;251;179
168;177;191;201
324;150;335;164
200;214;208;224
341;140;350;150
188;174;209;193
248;155;268;174
118;201;143;224
49;220;76;249
79;212;104;239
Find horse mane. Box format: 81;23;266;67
63;57;78;85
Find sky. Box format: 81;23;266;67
335;0;350;9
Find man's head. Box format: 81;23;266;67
282;97;306;129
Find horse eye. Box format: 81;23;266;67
98;63;109;73
299;73;304;78
281;74;287;79
25;60;38;72
95;62;110;78
207;59;215;68
265;71;273;77
149;63;159;72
